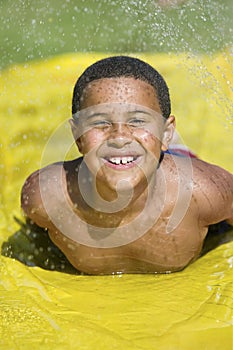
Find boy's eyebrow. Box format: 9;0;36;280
77;108;157;121
85;110;153;121
85;112;109;120
127;109;153;116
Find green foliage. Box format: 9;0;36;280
0;0;232;69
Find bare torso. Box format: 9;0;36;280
22;153;231;274
48;211;206;275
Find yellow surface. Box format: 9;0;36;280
0;52;233;349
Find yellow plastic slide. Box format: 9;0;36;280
0;52;232;349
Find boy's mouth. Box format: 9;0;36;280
108;156;136;164
103;155;142;169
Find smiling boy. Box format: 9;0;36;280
21;56;233;274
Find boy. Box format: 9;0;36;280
21;56;233;274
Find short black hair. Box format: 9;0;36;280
72;55;171;119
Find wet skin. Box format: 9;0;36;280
21;77;233;274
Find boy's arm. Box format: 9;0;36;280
21;169;51;229
193;159;233;227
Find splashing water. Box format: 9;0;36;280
0;0;232;69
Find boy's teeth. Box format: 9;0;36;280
109;156;134;164
122;157;128;164
113;158;121;164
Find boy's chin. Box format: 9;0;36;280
114;178;135;193
99;173;146;194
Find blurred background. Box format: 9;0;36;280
0;0;232;70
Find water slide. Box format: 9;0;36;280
0;53;232;349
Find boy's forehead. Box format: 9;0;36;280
80;77;161;113
83;77;155;96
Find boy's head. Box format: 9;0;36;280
72;55;171;119
70;56;175;197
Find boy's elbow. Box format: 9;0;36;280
21;176;34;217
20;172;48;227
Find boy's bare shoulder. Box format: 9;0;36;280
21;159;82;227
22;161;64;195
191;157;233;192
191;157;233;225
21;162;62;226
162;154;232;225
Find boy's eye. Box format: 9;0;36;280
128;118;146;127
91;120;112;128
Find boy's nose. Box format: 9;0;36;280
107;122;132;148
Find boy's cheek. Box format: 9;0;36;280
134;126;163;142
134;130;162;153
76;131;101;154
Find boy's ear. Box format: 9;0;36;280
161;115;176;151
69;119;83;153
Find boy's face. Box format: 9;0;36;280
71;77;174;194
